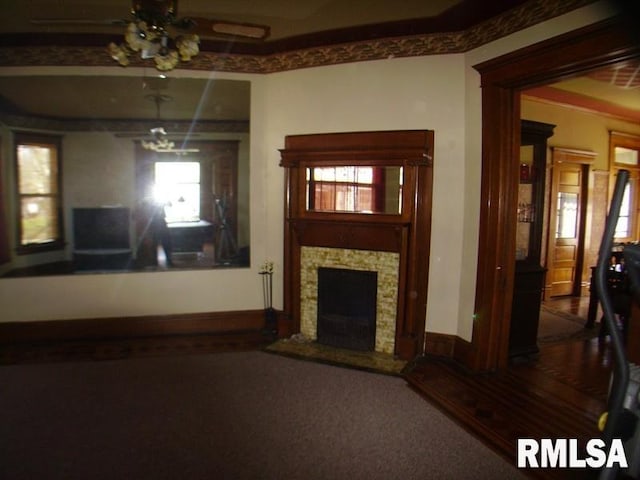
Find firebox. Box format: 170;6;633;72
317;267;377;351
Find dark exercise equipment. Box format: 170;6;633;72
597;169;640;479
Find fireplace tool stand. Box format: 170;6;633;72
597;169;640;479
214;196;237;264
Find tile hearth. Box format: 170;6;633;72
264;335;407;376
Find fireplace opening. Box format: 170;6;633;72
317;267;377;351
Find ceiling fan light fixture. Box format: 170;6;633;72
125;21;156;52
141;137;200;154
108;42;130;66
131;0;177;29
154;49;179;71
176;34;200;61
139;93;198;153
108;1;199;71
150;126;167;136
142;137;175;151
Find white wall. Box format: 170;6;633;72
262;55;468;336
0;2;619;336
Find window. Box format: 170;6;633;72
610;132;640;242
153;161;201;223
14;133;63;253
614;181;632;238
556;192;579;239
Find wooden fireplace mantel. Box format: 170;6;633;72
279;130;434;361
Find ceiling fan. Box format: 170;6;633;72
31;1;270;40
115;92;200;154
31;0;270;70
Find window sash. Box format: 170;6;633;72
154;161;202;223
14;134;64;253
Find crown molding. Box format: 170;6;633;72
0;0;596;73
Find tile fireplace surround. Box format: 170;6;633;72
300;246;400;355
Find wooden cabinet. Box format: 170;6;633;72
509;120;555;357
509;263;547;357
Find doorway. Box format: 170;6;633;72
537;150;595;346
471;16;640;371
546;151;593;298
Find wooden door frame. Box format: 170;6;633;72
469;16;640;372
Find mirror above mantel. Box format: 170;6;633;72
0;72;251;277
305;166;403;215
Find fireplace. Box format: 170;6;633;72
299;247;399;354
280;130;434;360
317;267;377;351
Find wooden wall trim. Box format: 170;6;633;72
291;220;405;253
471;16;640;372
551;147;597;164
453;336;474;366
423;332;473;365
474;16;640;88
0;309;267;345
424;332;456;357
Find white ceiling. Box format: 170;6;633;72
1;0;463;40
0;75;250;121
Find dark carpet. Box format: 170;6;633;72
0;351;525;479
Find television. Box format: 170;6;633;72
72;207;131;251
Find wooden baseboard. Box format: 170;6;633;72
0;309;271;345
424;331;473;367
424;332;456;357
453;335;474;367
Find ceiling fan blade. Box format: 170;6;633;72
114;132;199;138
30;15;270;41
182;17;270;40
152;147;200;154
114;133;154;138
30;18;129;27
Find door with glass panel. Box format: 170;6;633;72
548;161;588;297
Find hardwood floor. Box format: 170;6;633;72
405;295;616;479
